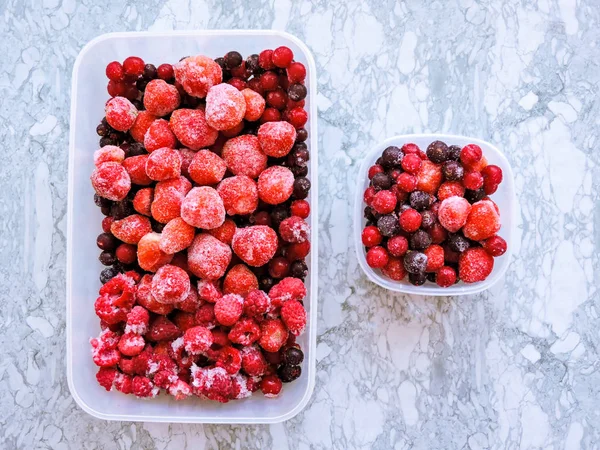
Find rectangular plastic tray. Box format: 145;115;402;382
67;30;318;423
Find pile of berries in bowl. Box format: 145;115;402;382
89;46;312;402
357;135;513;294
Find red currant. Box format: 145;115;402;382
481;164;503;185
287;62;306;83
227;77;247;91
463;171;484;190
258;50;275;70
366;246;389;269
105;61;124;81
387;235;408;257
260;108;281;123
157;63;174;80
399;209;422;232
247;77;264;96
460;144;483;165
287;107;308;128
272;46;294;68
260;71;279;91
123;56;145;77
401;143;420;154
363;186;376;205
361;226;382;247
290;200;310;218
401;153;422;174
436;266;457;287
483;235;507;256
266;88;287;109
260;374;282;396
397;172;417;192
116;243;137;264
368;164;384;179
107;80;127;97
268;257;290;278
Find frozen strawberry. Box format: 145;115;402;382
147;316;181;342
281;299;306;336
381;256;407;281
438;196;472;233
133;188;154;216
180;186;225;230
221;121;245;138
125;305;150;335
169;108;218;150
424;244;444;272
118;332;146;357
151;264;191;304
279;216;310;243
257;166;294;205
145;147;182;181
170;252;193;276
240;345;268;377
94;145;125;167
130;110;157;143
243;289;270;317
132;376;159;398
195;303;216;329
178;148;195;179
151;176;192;223
123;155;152;186
175;283;200;313
196;281;222;305
144;119;177;153
221;135;267;179
188;149;227;185
137;232;173;272
143;79;181;116
216;346;242;375
135;274;175;315
459;247;494;283
168;379;192;400
183;326;213;355
174;55;223;98
269;277;306;308
241;88;266;121
216;175;258;216
258;319;288;353
91;162;131;201
257;121;296;157
214;294;244;326
96;367;117;391
462;199;501;241
231;225;278;267
207;218;236;245
187;233;232;280
437;181;465;201
105;96;138;131
191;366;232;403
110;214;152;244
416;160;443;194
160;217;195;254
205;83;246;130
223;264;258;297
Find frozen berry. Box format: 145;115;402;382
448;233;470;253
96;232;118;251
159;217;195;254
222;135;267;178
436;266;456;287
483;235;507;257
181;186;225;229
183;326;213;355
93;145;125;167
293;177;311;199
188;233;232;280
410;230;432;250
419;210;436;229
366;246;389;269
483;177;499;195
442;161;464;181
228;318;261;346
243;289;270;317
143;79;180;117
257;166;295;205
214;294;244;326
429;223;447;244
223;264;259;297
269;256;290;278
169;108;218;150
206;218;236;246
380;146;402;168
416;160;443;194
438;196;472;233
462;200;501;241
137;232;173;272
151;176;192;224
424;244;444;272
105;97;138;131
481;165;503;185
260;374;283;397
232;225;278;267
362;225;382;247
287;107;308;128
257;121;297;158
205;83;246;130
144;119;177;153
279;216;310;243
409;190;432;211
145;147;182;181
459;247;494;283
408;271;427;286
376;214;399;237
272;46;293;67
287;61;306;82
385;235;407;257
240;88;266;122
371;190;397;214
399;209;422;233
110;214;152;244
426;140;449;163
281;300;306;336
259;319;288;353
437;181;465;201
463;155;488;173
379;256;406;281
463;171;484;190
185;150;226;186
460;144;483;166
371;172;392;191
217;175;259;216
106;61;124;81
403;251;427;274
123;155;152;186
174;55;222;98
91;162;131;201
290;199;310;219
285;240;310;262
368;164;385;179
401;153;422;174
464;188;486;203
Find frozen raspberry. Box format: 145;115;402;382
135;275;174;315
241;88;266;121
257;165;295;205
195;303;216;329
223;264;259;297
110;214;152;244
137;232;173;272
90;329;121;367
181;186;226;229
460;144;483;165
226;318;260;346
91;162;131;201
268;277;306;309
386;235;408;257
371;190;397;214
160;217;195;254
413;160;443;195
151;264;191;305
463;171;484;190
216;175;259;216
436;266;457;287
285;240;311;261
207;218;236;245
130;344;153;375
381;256;407;281
145;147;182;181
94;291;131;325
216;346;242;374
143;79;180;116
183;326;213;355
438;196;472;233
169;108;219;150
132;376;159;398
462;200;501;241
133;188;153;216
123;155;152;186
257;121;296;157
118;332;145;357
399;208;422;233
437;181;465;201
94;145;125;167
188;233;232;280
260;374;282;398
366;246;389;269
424;244;445;272
205;83;246;130
230;374;253;399
258;319;288;353
147;316;181;342
221;135;267;179
96;367;117;391
231;225;278;267
279;216;310;243
125;306;150;335
174;55;222;98
105;97;138;131
290;199;310;219
188;149;227;185
244;289;271;317
151;176;192;223
130;110;157;143
168;379;192;400
483;235;507;257
191;366;232;403
153;368;178;389
214;294;244;326
459;247;494;283
281;300;306;336
113;372;133;394
144;119;177;153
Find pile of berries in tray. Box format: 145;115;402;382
90;47;311;402
361;141;507;287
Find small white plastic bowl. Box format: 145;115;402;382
67;30;318;424
354;134;515;296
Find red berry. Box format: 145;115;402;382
116;243;137;264
244;289;270;317
424;244;444;272
460;144;483;165
157;63;174;80
401;143;420;154
183;326;213;355
232;225;278;267
387;235;408;257
381;256;407;281
459;247;494;283
436;266;457;287
363;186;376;205
368;164;384;179
483;178;499;195
266;88;287;110
223;264;258;297
230;60;248;78
361;225;382;247
214;294;244;326
123;56;145;77
371;190;397;214
260;71;279;91
287;107;308;128
228;318;261;346
272;46;294;68
463;171;484;190
481;164;503;185
285;240;310;261
398;173;418;193
216;346;242;374
437;181;465;201
261;374;283;397
429;223;448;244
260;107;281;123
259;319;288;353
287;62;306;82
399;209;422;232
483;235;507;257
106;61;124;81
290;200;310;218
281;300;306;336
228;77;247;91
258;49;275;70
269;257;291;279
107;80;127;97
389;169;402;181
401;153;422;174
101;217;114;233
366;246;389;269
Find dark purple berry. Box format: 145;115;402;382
96;123;109;136
293;177;311;199
409;190;432;211
259;275;275;292
409;271;427;286
448;233;470;253
442;161;464;181
464;188;485;203
381;146;403;168
403;251;427;274
371;172;392;191
410;230;432;250
426;272;437;282
290;260;308;279
288;83;307;102
278;364;302;383
99;251;117;266
245;54;261;74
296;128;308;142
224;51;243;69
420;210;436;229
447;145;461;161
282;347;304;365
96;233;118;251
377;214;400;237
99;266;120;284
426;140;449;164
142;63;157;80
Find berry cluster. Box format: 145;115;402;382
362;141;506;287
91;48;311;402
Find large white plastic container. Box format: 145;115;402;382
354;134;515;296
67;30;318;423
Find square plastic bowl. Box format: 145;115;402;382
354;134;515;296
67;30;318;423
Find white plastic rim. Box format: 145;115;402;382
354;134;516;296
67;30;318;423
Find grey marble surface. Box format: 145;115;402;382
2;0;599;448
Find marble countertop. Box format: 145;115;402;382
2;0;599;448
